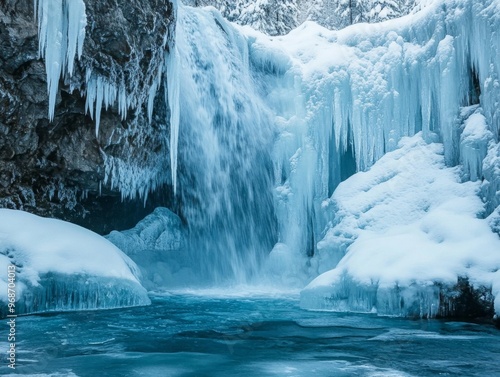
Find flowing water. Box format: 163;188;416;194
2;293;500;376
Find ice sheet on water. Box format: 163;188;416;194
0;209;150;316
300;135;500;318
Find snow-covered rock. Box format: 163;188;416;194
301;135;500;319
0;209;150;316
106;207;190;289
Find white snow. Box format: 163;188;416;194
0;209;150;313
300;135;500;316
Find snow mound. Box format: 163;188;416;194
301;135;500;318
0;210;150;316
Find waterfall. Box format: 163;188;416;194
173;5;278;282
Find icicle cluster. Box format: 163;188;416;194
35;0;86;120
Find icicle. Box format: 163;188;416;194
95;76;104;137
166;46;180;195
35;0;86;121
65;0;86;75
148;64;163;123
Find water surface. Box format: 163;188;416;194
2;293;499;376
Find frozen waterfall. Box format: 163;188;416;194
31;0;500;319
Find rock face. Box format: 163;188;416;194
0;0;176;234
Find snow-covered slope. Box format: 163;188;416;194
0;209;150;316
300;135;500;317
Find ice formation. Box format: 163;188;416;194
0;209;150;316
236;0;500;317
246;0;500;268
459;106;493;182
34;0;174;201
166;45;181;194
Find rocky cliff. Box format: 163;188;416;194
0;0;176;234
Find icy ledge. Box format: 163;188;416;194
301;135;500;321
0;209;150;317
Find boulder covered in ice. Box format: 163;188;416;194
0;209;150;317
301;135;500;320
106;207;190;289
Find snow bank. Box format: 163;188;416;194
0;210;150;316
301;135;500;318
